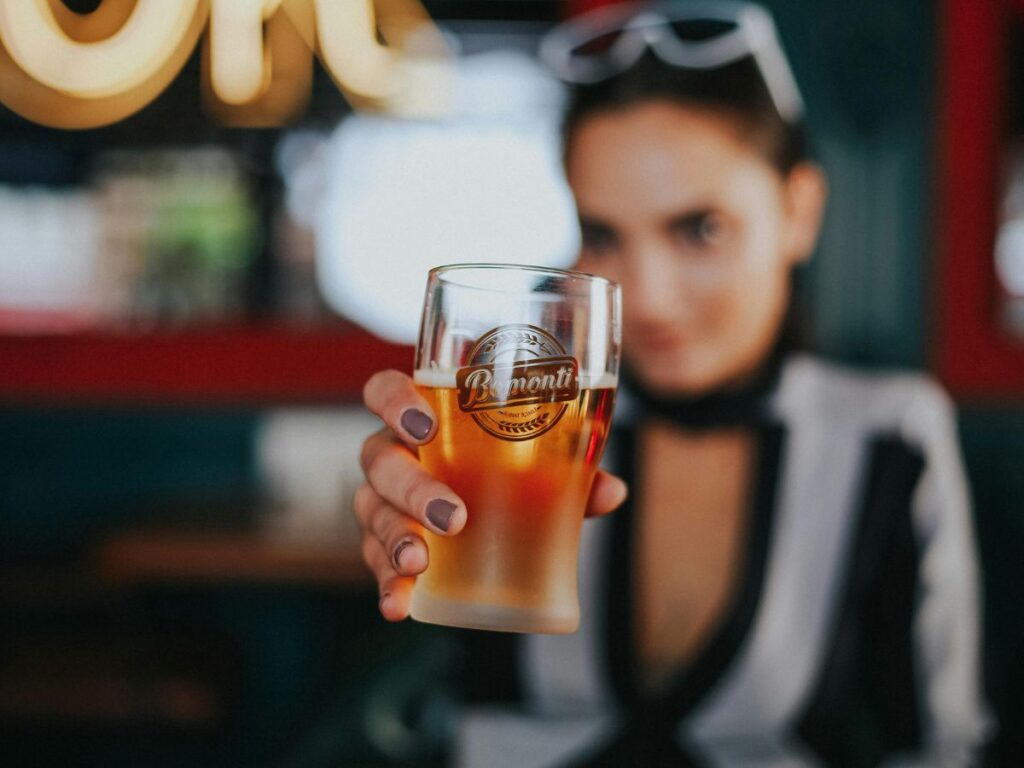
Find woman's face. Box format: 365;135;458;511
567;100;825;397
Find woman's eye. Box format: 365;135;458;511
580;223;618;256
671;212;725;249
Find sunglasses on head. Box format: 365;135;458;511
539;0;804;124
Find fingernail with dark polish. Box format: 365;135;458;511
401;409;433;440
426;499;456;533
393;539;413;570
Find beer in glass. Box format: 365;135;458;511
410;264;621;634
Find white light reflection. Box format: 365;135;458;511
313;50;579;344
996;218;1024;297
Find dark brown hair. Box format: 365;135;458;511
563;52;810;176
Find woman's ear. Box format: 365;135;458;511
782;162;828;266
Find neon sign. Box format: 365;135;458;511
0;0;453;128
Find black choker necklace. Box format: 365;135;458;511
621;351;785;432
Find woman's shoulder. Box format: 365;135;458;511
775;354;956;446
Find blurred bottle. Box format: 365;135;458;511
273;130;336;325
94;147;259;329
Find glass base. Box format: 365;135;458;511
409;589;579;635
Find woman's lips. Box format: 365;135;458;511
629;331;689;354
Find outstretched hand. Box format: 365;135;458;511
354;369;628;621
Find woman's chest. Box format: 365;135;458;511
634;424;756;692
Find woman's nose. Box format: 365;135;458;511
626;251;684;323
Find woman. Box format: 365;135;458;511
354;2;988;765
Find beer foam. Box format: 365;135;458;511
582;372;619;389
413;368;618;389
413;368;458;388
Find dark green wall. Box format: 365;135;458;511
0;408;258;563
770;0;936;367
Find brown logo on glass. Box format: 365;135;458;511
456;324;579;441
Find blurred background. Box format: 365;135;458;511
2;0;1023;765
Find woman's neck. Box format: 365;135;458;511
622;338;790;431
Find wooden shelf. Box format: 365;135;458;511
95;528;373;588
0;325;414;405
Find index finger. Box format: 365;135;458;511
364;369;437;446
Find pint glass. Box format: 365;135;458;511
410;264;621;634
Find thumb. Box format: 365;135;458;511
585;471;628;518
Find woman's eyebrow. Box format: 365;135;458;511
662;206;715;228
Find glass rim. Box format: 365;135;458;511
429;262;620;293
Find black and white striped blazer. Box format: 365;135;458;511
456;355;990;767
